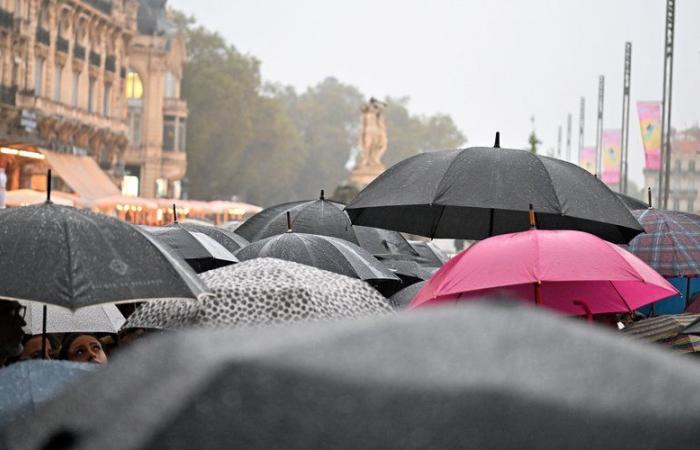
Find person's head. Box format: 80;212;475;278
0;301;26;363
19;334;54;361
60;333;107;365
118;328;146;347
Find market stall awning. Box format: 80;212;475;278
42;150;120;202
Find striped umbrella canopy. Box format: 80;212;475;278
628;209;700;276
657;334;700;354
624;313;700;342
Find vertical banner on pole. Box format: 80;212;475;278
601;129;622;184
637;101;662;170
579;147;596;174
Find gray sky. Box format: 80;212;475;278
170;0;700;189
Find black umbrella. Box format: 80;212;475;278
407;240;449;267
681;317;700;336
235;191;417;257
175;222;249;253
234;229;399;283
615;192;649;211
0;203;208;310
140;225;238;273
10;303;700;450
345;144;643;243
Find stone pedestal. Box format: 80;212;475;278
349;163;385;189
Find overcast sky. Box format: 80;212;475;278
170;0;700;189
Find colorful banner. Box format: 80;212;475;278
637;101;662;170
601;129;622;184
579;146;596;174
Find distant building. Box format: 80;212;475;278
122;0;187;198
0;0;187;202
643;127;700;213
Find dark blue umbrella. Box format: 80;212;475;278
0;360;97;429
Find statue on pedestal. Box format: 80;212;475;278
348;98;388;188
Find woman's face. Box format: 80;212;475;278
20;336;52;360
67;335;107;364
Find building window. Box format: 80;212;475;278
177;119;186;152
87;77;95;113
155;178;167;198
103;82;111;116
53;64;62;102
125;70;143;99
690;161;696;173
122;165;141;197
71;71;80;107
163;115;176;151
689;199;695;213
128;106;142;146
34;57;44;96
164;71;177;98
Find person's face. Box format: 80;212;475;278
20;335;52;360
67;335;107;364
0;302;26;359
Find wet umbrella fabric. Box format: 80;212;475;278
141;225;238;273
627;209;700;276
380;259;433;282
623;313;700;342
616;192;649;211
20;301;125;334
124;258;393;330
234;232;398;283
235;197;417;257
9;303;700;450
411;229;677;315
388;281;426;309
681;317;700;336
408;240;449;267
345;147;643;243
177;223;249;253
0;360;97;429
0;203;208;309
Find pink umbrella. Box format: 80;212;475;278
410;229;678;315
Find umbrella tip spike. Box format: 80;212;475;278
172;203;178;223
46;169;52;204
494;132;500;148
647;187;653;208
286;211;292;232
320;189;325;200
529;204;536;229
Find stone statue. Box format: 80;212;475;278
356;97;387;169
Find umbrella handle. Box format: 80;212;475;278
573;300;592;323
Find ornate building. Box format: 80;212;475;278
122;0;186;198
0;0;187;202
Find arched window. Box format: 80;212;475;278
125;70;143;99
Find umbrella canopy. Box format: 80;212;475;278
0;203;208;309
411;229;677;315
141;225;238;273
345;146;643;243
380;259;433;283
388;280;426;309
616;192;649;210
0;360;97;429
657;334;700;354
175;223;249;253
408;240;449;267
623;313;700;342
681;317;700;336
10;303;700;450
124;258;392;330
234;232;399;283
627;208;700;276
20;301;125;334
235;194;417;257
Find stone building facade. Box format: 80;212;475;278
0;0;187;201
643;127;700;213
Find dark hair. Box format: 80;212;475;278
59;333;97;360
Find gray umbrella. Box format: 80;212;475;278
9;302;700;450
235;232;399;283
345;146;644;243
20;301;125;334
235;192;417;257
0;203;208;310
141;225;238;273
388;280;426;309
124;258;393;330
0;360;97;430
177;222;249;253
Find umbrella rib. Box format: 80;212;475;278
533;156;564;213
429;205;446;239
61;211;77;308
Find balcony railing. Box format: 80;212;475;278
56;36;69;53
73;44;86;60
89;51;101;67
36;27;50;46
85;0;112;15
0;8;13;29
0;84;16;105
105;55;116;72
